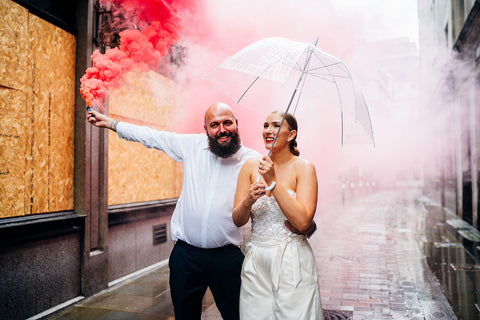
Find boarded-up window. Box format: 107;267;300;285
108;70;183;205
0;0;76;217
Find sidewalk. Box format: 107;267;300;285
46;190;466;320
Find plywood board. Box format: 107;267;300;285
0;4;76;218
0;0;29;90
28;14;76;213
110;70;179;128
108;71;183;205
0;88;27;218
0;0;29;218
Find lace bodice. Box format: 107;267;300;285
251;190;296;237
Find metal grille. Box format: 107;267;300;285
153;224;167;245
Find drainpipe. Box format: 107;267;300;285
455;116;463;219
449;71;463;219
470;84;478;229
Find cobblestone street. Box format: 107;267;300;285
311;190;457;319
48;189;472;320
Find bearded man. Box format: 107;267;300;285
87;102;260;320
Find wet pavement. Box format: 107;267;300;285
417;195;480;320
311;189;456;320
45;189;480;320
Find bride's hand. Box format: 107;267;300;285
246;181;266;205
258;156;276;185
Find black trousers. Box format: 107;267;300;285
169;240;244;320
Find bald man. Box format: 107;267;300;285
87;102;260;320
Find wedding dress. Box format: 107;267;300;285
239;190;323;320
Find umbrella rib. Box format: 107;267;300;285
293;49;311;73
293;50;314;115
288;61;351;79
292;70;309;115
236;53;298;104
341;110;344;146
308;73;351;80
309;61;345;70
236;76;260;104
289;60;344;71
314;50;347;146
269;38;319;155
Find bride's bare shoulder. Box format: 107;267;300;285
244;156;262;167
294;157;316;176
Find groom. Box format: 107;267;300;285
87;102;259;320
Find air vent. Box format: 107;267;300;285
153;224;167;245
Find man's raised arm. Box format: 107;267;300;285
87;108;119;132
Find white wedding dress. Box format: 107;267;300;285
239;190;323;320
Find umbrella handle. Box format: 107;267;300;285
256;174;276;191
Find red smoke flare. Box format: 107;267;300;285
80;0;195;108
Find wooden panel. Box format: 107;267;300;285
0;88;27;217
0;0;29;90
0;0;29;218
0;1;75;217
110;70;179;126
28;14;76;213
108;71;183;205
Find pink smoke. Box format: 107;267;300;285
80;0;197;108
172;0;433;211
83;0;436;210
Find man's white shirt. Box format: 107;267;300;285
117;122;260;248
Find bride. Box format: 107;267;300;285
232;111;323;319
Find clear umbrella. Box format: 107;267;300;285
205;36;375;148
205;36;375;189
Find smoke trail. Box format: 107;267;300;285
87;0;450;209
80;0;197;108
174;0;457;209
161;0;378;210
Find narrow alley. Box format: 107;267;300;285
47;189;479;320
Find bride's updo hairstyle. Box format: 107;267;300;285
272;111;300;156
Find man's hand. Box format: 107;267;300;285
284;220;317;238
87;109;118;131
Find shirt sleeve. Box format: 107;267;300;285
116;122;197;162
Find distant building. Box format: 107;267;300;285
418;0;480;229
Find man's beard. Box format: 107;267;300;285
208;131;241;158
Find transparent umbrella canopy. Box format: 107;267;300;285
205;36;375;148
